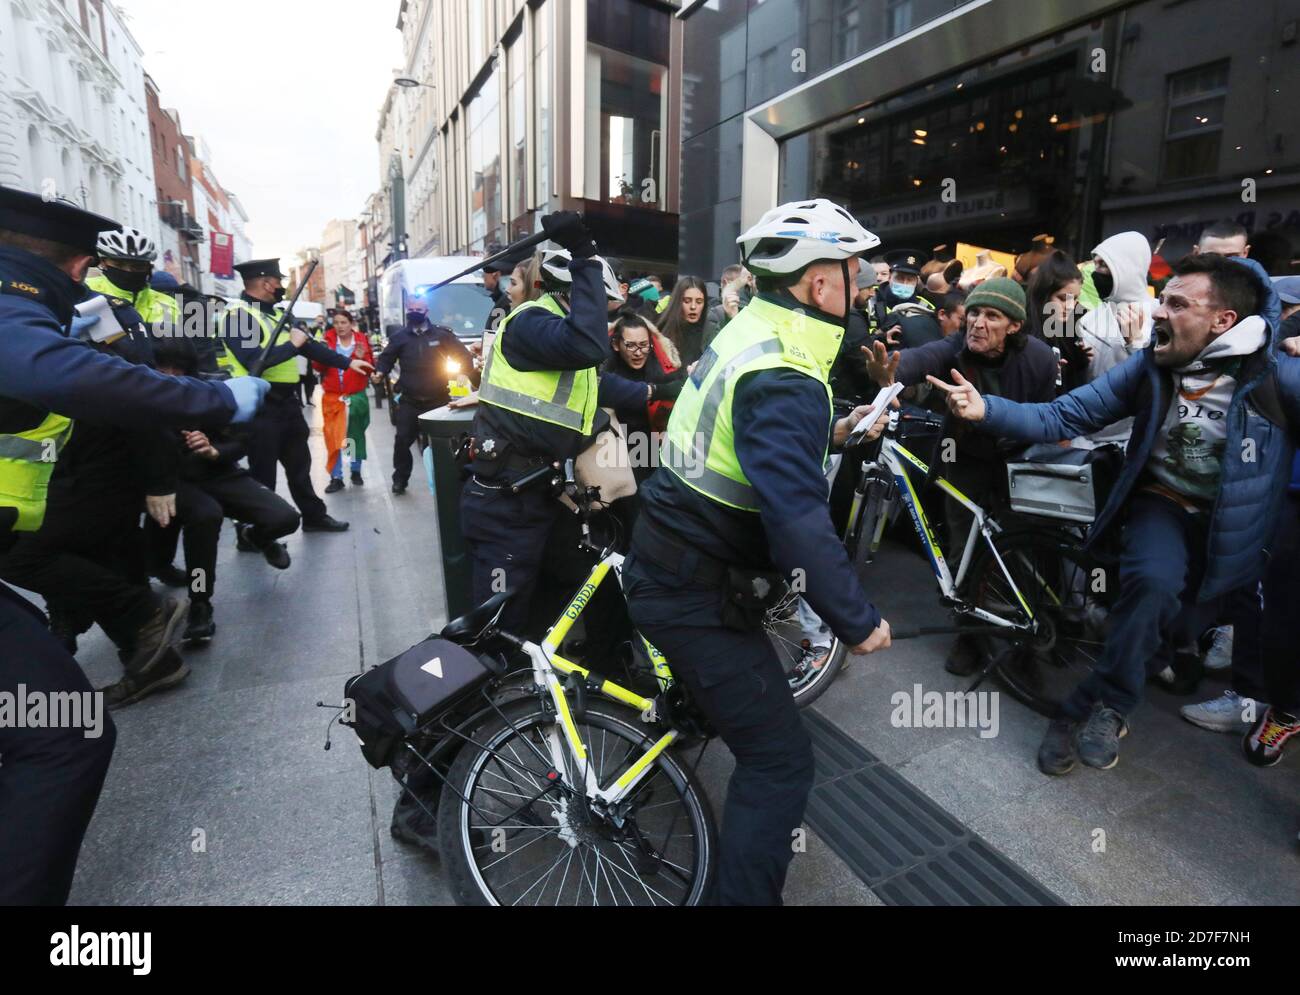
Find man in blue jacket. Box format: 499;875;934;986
929;253;1300;776
0;185;268;904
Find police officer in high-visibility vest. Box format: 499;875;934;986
0;184;269;904
86;227;180;328
460;211;628;634
622;199;895;906
221;258;372;536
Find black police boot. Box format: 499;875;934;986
153;563;191;588
390;788;441;859
351;471;364;486
262;541;291;570
324;478;345;494
235;523;259;552
123;596;189;676
944;636;984;677
183;599;216;643
392;481;407;495
102;647;191;710
302;514;349;532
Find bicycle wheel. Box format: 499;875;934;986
762;585;847;708
966;528;1111;717
438;699;716;906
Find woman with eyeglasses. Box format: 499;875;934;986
604;313;688;484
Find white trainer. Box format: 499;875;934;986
1180;690;1264;733
1202;625;1233;672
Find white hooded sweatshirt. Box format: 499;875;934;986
1144;315;1268;508
1073;230;1155;448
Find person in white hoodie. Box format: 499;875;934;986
1073;231;1154;448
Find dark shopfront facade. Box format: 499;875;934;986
678;0;1300;280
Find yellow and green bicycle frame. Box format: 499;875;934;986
521;550;681;807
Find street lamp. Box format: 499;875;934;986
394;77;435;90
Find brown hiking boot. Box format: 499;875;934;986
102;647;190;710
122;596;189;675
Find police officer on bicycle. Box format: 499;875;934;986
622;198;894;906
459;211;627;635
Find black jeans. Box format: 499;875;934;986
0;583;116;904
0;502;156;650
622;551;815;906
244;393;327;523
146;472;301;600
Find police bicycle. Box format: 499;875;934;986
840;408;1114;716
346;462;714;906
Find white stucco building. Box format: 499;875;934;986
0;0;159;240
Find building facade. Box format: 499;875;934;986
145;73;202;285
393;0;685;271
0;0;159;237
680;0;1300;279
187;137;252;298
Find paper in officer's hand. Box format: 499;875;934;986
73;295;125;344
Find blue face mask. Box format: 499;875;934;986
890;280;915;301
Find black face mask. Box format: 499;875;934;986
103;265;150;294
407;311;428;326
1092;270;1114;300
273;286;287;303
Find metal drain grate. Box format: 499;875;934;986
802;709;1064;906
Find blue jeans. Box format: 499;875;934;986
328;453;362;479
1063;493;1211;719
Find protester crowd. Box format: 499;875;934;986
3;176;1299;907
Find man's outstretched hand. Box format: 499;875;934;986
926;368;986;422
862;340;901;387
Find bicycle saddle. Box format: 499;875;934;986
441;591;513;645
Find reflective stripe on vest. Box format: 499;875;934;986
221;302;298;382
84;276;179;325
0;413;74;532
662;297;840;512
477;295;598;435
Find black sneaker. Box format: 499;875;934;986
262;541;291;570
944;637;983;677
235;523;259;552
102;647;191;710
183;600;216;643
392;482;407;495
351;472;364;486
153;564;191;588
1078;705;1128;770
302;514;349;532
1037;715;1081;775
123;596;189;675
324;478;345;494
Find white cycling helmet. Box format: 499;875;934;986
538;248;625;303
96;226;157;263
736;198;880;276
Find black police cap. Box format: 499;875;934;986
233;258;285;280
0;184;119;254
884;248;929;276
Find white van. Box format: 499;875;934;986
378;257;495;345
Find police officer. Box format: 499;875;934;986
460;212;628;633
870;247;930;326
389;213;626;855
374;296;476;495
86;227;179;328
0;184;268;904
221;258;369;534
621;199;894;905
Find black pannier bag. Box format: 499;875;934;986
342;637;498;769
1005;443;1123;524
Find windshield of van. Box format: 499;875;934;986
415;283;494;335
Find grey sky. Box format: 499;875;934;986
118;0;402;261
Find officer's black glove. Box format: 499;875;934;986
541;211;597;259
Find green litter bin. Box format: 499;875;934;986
418;404;476;623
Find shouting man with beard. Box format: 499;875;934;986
928;254;1300;777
